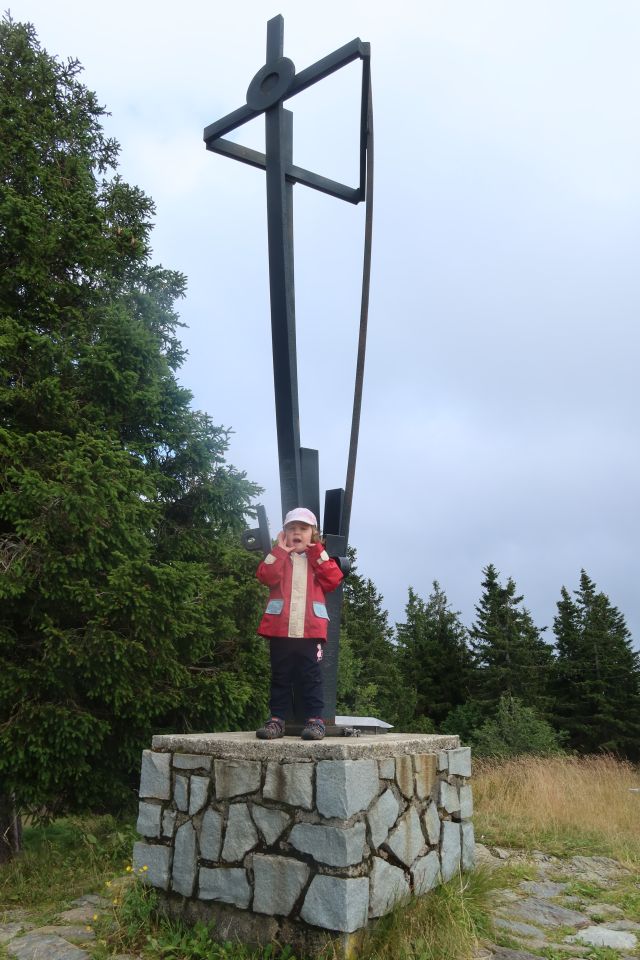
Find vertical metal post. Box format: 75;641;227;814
299;448;320;526
265;16;302;518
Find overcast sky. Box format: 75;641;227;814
11;0;640;643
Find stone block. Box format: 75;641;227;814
7;933;88;960
252;855;310;916
567;926;638;951
386;806;425;867
289;822;366;867
173;753;212;771
214;759;261;799
221;803;258;862
437;750;448;773
172;821;196;897
441;820;461;881
189;776;209;815
459;784;473;820
264;762;313;810
139;750;171;800
439;780;460;814
162;809;176;839
300;876;369;933
174;774;189;813
378;757;395;779
133;841;171;890
414;754;437;800
448;747;471;778
252;806;291;846
368;788;400;848
412;850;440;895
423;801;441;845
316;759;379;819
136;801;161;838
200;808;223;861
461;821;475;870
199;867;251;908
181;898;279;950
395;755;414;799
369;857;410;917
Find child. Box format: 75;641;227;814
255;507;343;741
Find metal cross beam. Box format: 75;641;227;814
204;15;370;522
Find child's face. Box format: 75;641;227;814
284;522;313;553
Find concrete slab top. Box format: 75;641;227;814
150;731;460;761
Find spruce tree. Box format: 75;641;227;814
0;16;268;832
553;571;640;757
469;564;554;718
396;582;472;728
338;552;410;727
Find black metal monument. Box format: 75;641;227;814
204;16;373;726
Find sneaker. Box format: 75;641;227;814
301;718;325;740
256;717;285;740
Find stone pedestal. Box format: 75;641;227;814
133;732;475;958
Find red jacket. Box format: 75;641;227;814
256;542;343;640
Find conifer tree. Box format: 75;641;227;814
396;582;472;728
0;16;268;834
469;564;554;718
553;571;640;757
338;552;410;727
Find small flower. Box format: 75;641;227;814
142;865;148;871
125;865;133;873
105;881;112;888
92;914;98;921
85;926;92;932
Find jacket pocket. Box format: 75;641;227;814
266;599;284;615
312;602;329;620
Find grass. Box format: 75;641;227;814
473;753;640;864
97;866;500;960
94;880;298;959
356;866;497;960
0;815;137;917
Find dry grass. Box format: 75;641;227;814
474;753;640;864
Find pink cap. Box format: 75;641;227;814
283;507;317;527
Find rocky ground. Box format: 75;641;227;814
474;844;640;959
1;849;639;959
1;894;112;960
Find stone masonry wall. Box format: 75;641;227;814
133;733;475;952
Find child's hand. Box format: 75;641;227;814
277;530;295;553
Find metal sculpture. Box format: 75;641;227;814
204;15;373;724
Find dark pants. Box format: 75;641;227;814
269;637;325;720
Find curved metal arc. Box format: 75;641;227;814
342;74;373;545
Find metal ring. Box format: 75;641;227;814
246;57;295;111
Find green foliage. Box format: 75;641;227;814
403;714;436;734
359;867;496;960
337;551;411;727
0;815;136;910
101;880;298;960
553;571;640;759
471;695;565;758
396;582;472;729
440;701;486;742
0;16;268;817
469;564;554;719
